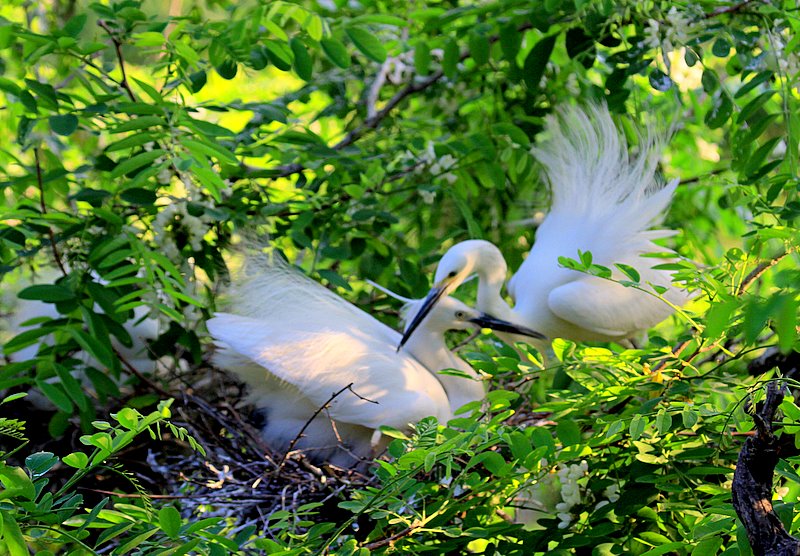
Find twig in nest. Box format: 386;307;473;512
731;382;800;555
256;383;376;483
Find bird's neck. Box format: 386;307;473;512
404;331;484;410
477;274;513;319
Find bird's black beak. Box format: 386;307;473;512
397;283;449;352
468;313;546;340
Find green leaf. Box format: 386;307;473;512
499;23;521;62
682;408;698;429
263;40;293;71
120;187;158;205
442;38;459;79
775;295;798;353
68;329;117;373
63;13;88;37
737;90;775;123
25;451;59;477
290;38;313;80
523;34;557;90
703;299;737;339
470;451;508;477
36;380;73;413
345;26;386;63
182;138;237;165
18;284;75;303
655;410;672;436
110;150;166;179
321;38;350;69
468;32;489;66
111;116;164;134
615;263;641;283
735;70;773;98
415;41;431;75
49;114;79;136
0;511;28;556
556;419;582;446
113;527;158;555
629;415;645;440
62;452;89;469
649;69;673;92
159;505;182;539
705;92;733;129
215;59;237;80
711;38;730;57
55;364;90;413
565;26;594;68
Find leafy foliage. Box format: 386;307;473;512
0;0;798;554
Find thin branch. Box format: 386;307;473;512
250;22;532;179
704;0;759;19
97;19;137;102
114;347;174;399
34;148;68;277
266;383;373;478
362;522;421;551
737;252;789;295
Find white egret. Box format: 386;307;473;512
400;103;692;350
206;256;544;466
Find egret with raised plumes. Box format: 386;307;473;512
400;103;692;352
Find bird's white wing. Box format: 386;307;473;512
221;253;400;346
547;277;677;339
207;313;451;430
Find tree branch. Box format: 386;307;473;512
34;148;68;277
732;382;800;556
362;522;421;551
248;22;533;179
98;19;137;102
737;252;789;296
704;0;759;19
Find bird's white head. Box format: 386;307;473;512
401;295;543;344
398;240;509;350
432;239;507;288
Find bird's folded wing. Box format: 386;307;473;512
547;277;678;338
207;313;450;430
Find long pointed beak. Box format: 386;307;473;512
397;283;449;352
468;313;546;340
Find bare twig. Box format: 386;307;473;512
115;348;173;399
97;19;137;102
704;0;759;19
34;148;68;277
268;382;375;478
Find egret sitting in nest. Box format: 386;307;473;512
207;255;543;467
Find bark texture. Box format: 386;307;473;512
732;383;800;556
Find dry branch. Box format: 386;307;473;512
732;382;800;556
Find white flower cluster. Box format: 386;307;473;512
594;483;621;511
152;201;211;260
554;460;588;529
404;141;459;204
643;7;692;56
